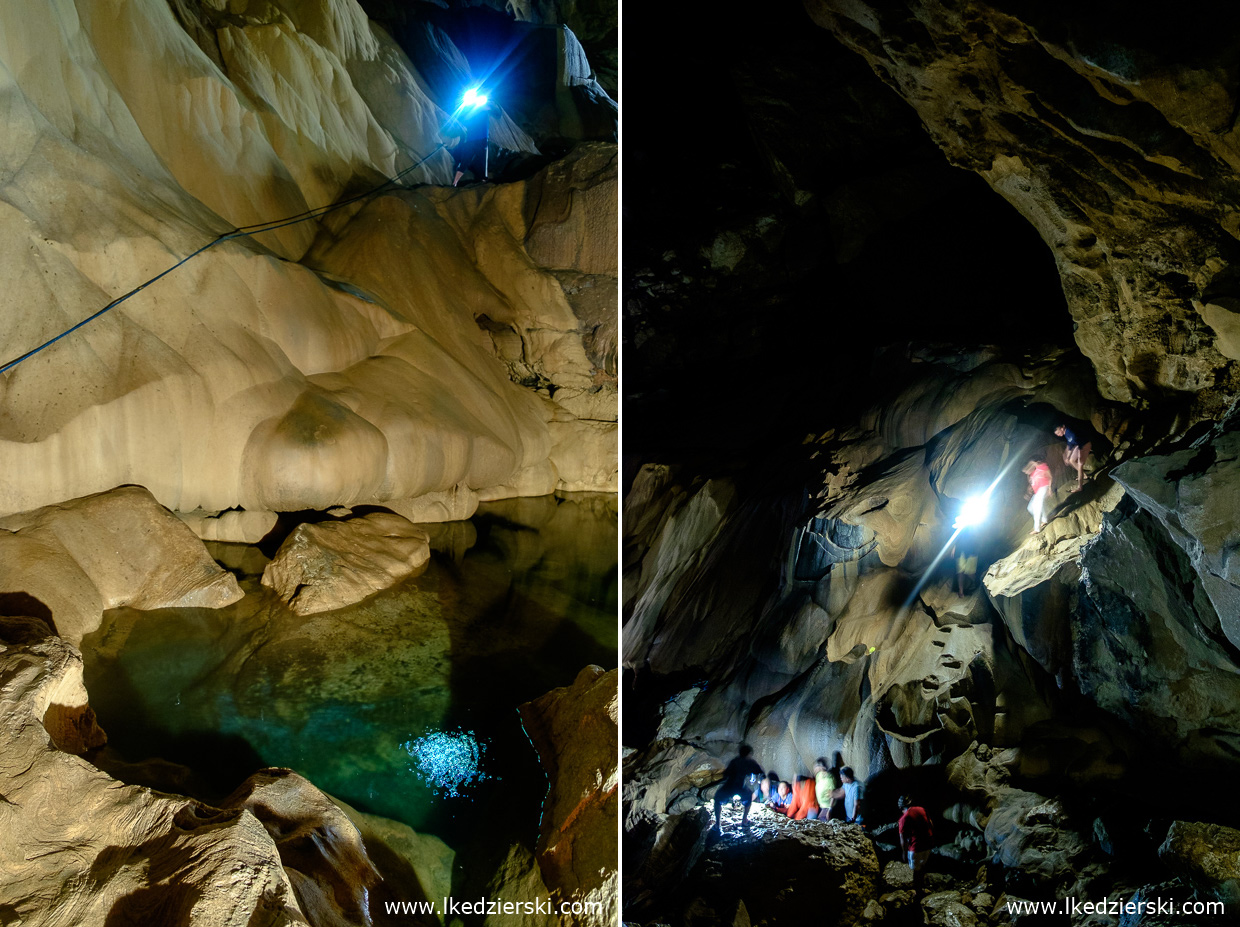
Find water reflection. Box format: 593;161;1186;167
403;728;493;798
79;492;616;866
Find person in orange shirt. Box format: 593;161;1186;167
782;774;821;821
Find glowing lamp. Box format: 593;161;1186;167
463;88;487;108
953;494;989;530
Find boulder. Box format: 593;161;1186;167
519;665;618;926
484;844;560;927
922;891;980;927
222;769;379;927
330;795;455;925
983;790;1096;898
0;485;242;642
678;814;879;927
0;619;306;926
261;511;431;615
1158;821;1240;905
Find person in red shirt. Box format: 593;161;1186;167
897;795;934;896
1022;458;1053;534
782;774;821;821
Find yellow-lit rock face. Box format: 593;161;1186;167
0;0;615;522
0;619;306;926
0;485;243;644
261;511;432;615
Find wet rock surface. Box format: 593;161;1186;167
0;619;305;927
223;769;379;927
0;485;243;643
261;511;431;615
520;665;619;926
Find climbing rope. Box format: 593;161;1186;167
0;142;448;375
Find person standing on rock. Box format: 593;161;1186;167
840;767;864;824
1022;458;1052;534
897;795;934;896
450;94;493;186
712;744;764;831
1055;424;1092;492
812;758;839;820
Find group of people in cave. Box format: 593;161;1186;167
712;747;865;830
1022;422;1093;535
712;745;935;894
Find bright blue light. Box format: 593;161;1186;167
463;88;478;106
403;728;492;798
462;88;487;108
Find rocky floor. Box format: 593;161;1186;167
626;796;1237;927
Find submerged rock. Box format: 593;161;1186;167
0;485;242;643
261;511;431;615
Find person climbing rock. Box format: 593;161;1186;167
1055;423;1092;492
951;536;978;595
897;795;934;896
1022;458;1052;534
712;744;764;831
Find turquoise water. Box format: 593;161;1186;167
79;494;616;860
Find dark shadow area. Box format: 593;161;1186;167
103;883;203;927
0;593;55;634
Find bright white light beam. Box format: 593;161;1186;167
953;493;990;530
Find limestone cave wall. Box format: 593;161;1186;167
0;0;616;526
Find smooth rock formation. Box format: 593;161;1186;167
0;0;616;519
0;618;307;926
223;769;379;927
331;796;454;925
484;844;560;927
261;511;431;615
520;665;619;927
179;508;280;544
0;485;242;643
